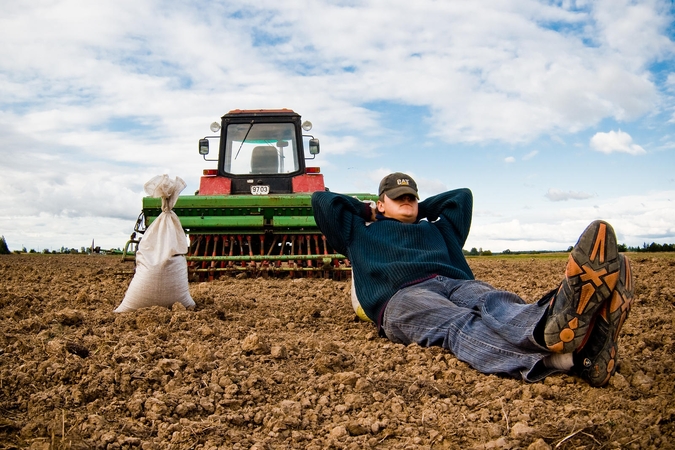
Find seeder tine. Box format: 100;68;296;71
208;235;219;281
289;236;296;277
259;235;266;256
187;235;201;279
275;236;284;269
313;235;320;254
237;235;246;269
259;235;269;276
227;235;235;270
201;235;212;268
267;234;278;256
305;234;314;277
247;235;256;271
220;235;230;269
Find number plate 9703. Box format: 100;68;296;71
250;185;270;195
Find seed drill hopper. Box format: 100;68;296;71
124;109;377;280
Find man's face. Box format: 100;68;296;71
377;193;418;224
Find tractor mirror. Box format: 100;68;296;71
309;138;320;155
199;139;210;155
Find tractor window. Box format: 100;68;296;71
222;123;300;175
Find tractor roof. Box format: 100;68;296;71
223;109;298;118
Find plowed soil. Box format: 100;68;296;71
1;253;674;449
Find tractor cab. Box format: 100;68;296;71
198;109;322;195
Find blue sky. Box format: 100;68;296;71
1;0;674;252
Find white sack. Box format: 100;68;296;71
115;175;195;312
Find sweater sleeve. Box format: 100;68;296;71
311;191;371;255
417;188;473;248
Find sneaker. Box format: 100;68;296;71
544;220;621;353
573;254;634;387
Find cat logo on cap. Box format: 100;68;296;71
397;179;410;186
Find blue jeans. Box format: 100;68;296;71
381;275;555;382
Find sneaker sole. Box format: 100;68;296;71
544;221;621;353
580;254;634;387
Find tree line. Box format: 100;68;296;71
466;242;675;256
2;234;674;257
619;242;675;253
0;236;120;255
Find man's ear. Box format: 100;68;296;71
376;200;385;213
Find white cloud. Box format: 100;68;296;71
590;130;646;155
467;190;675;252
523;150;538;160
417;178;449;198
592;0;675;67
2;0;668;145
545;188;595;202
504;156;516;163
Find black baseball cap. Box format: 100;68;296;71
378;172;419;199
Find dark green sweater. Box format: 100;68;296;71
311;189;475;325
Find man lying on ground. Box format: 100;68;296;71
312;172;633;386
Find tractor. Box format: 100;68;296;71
123;109;377;280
